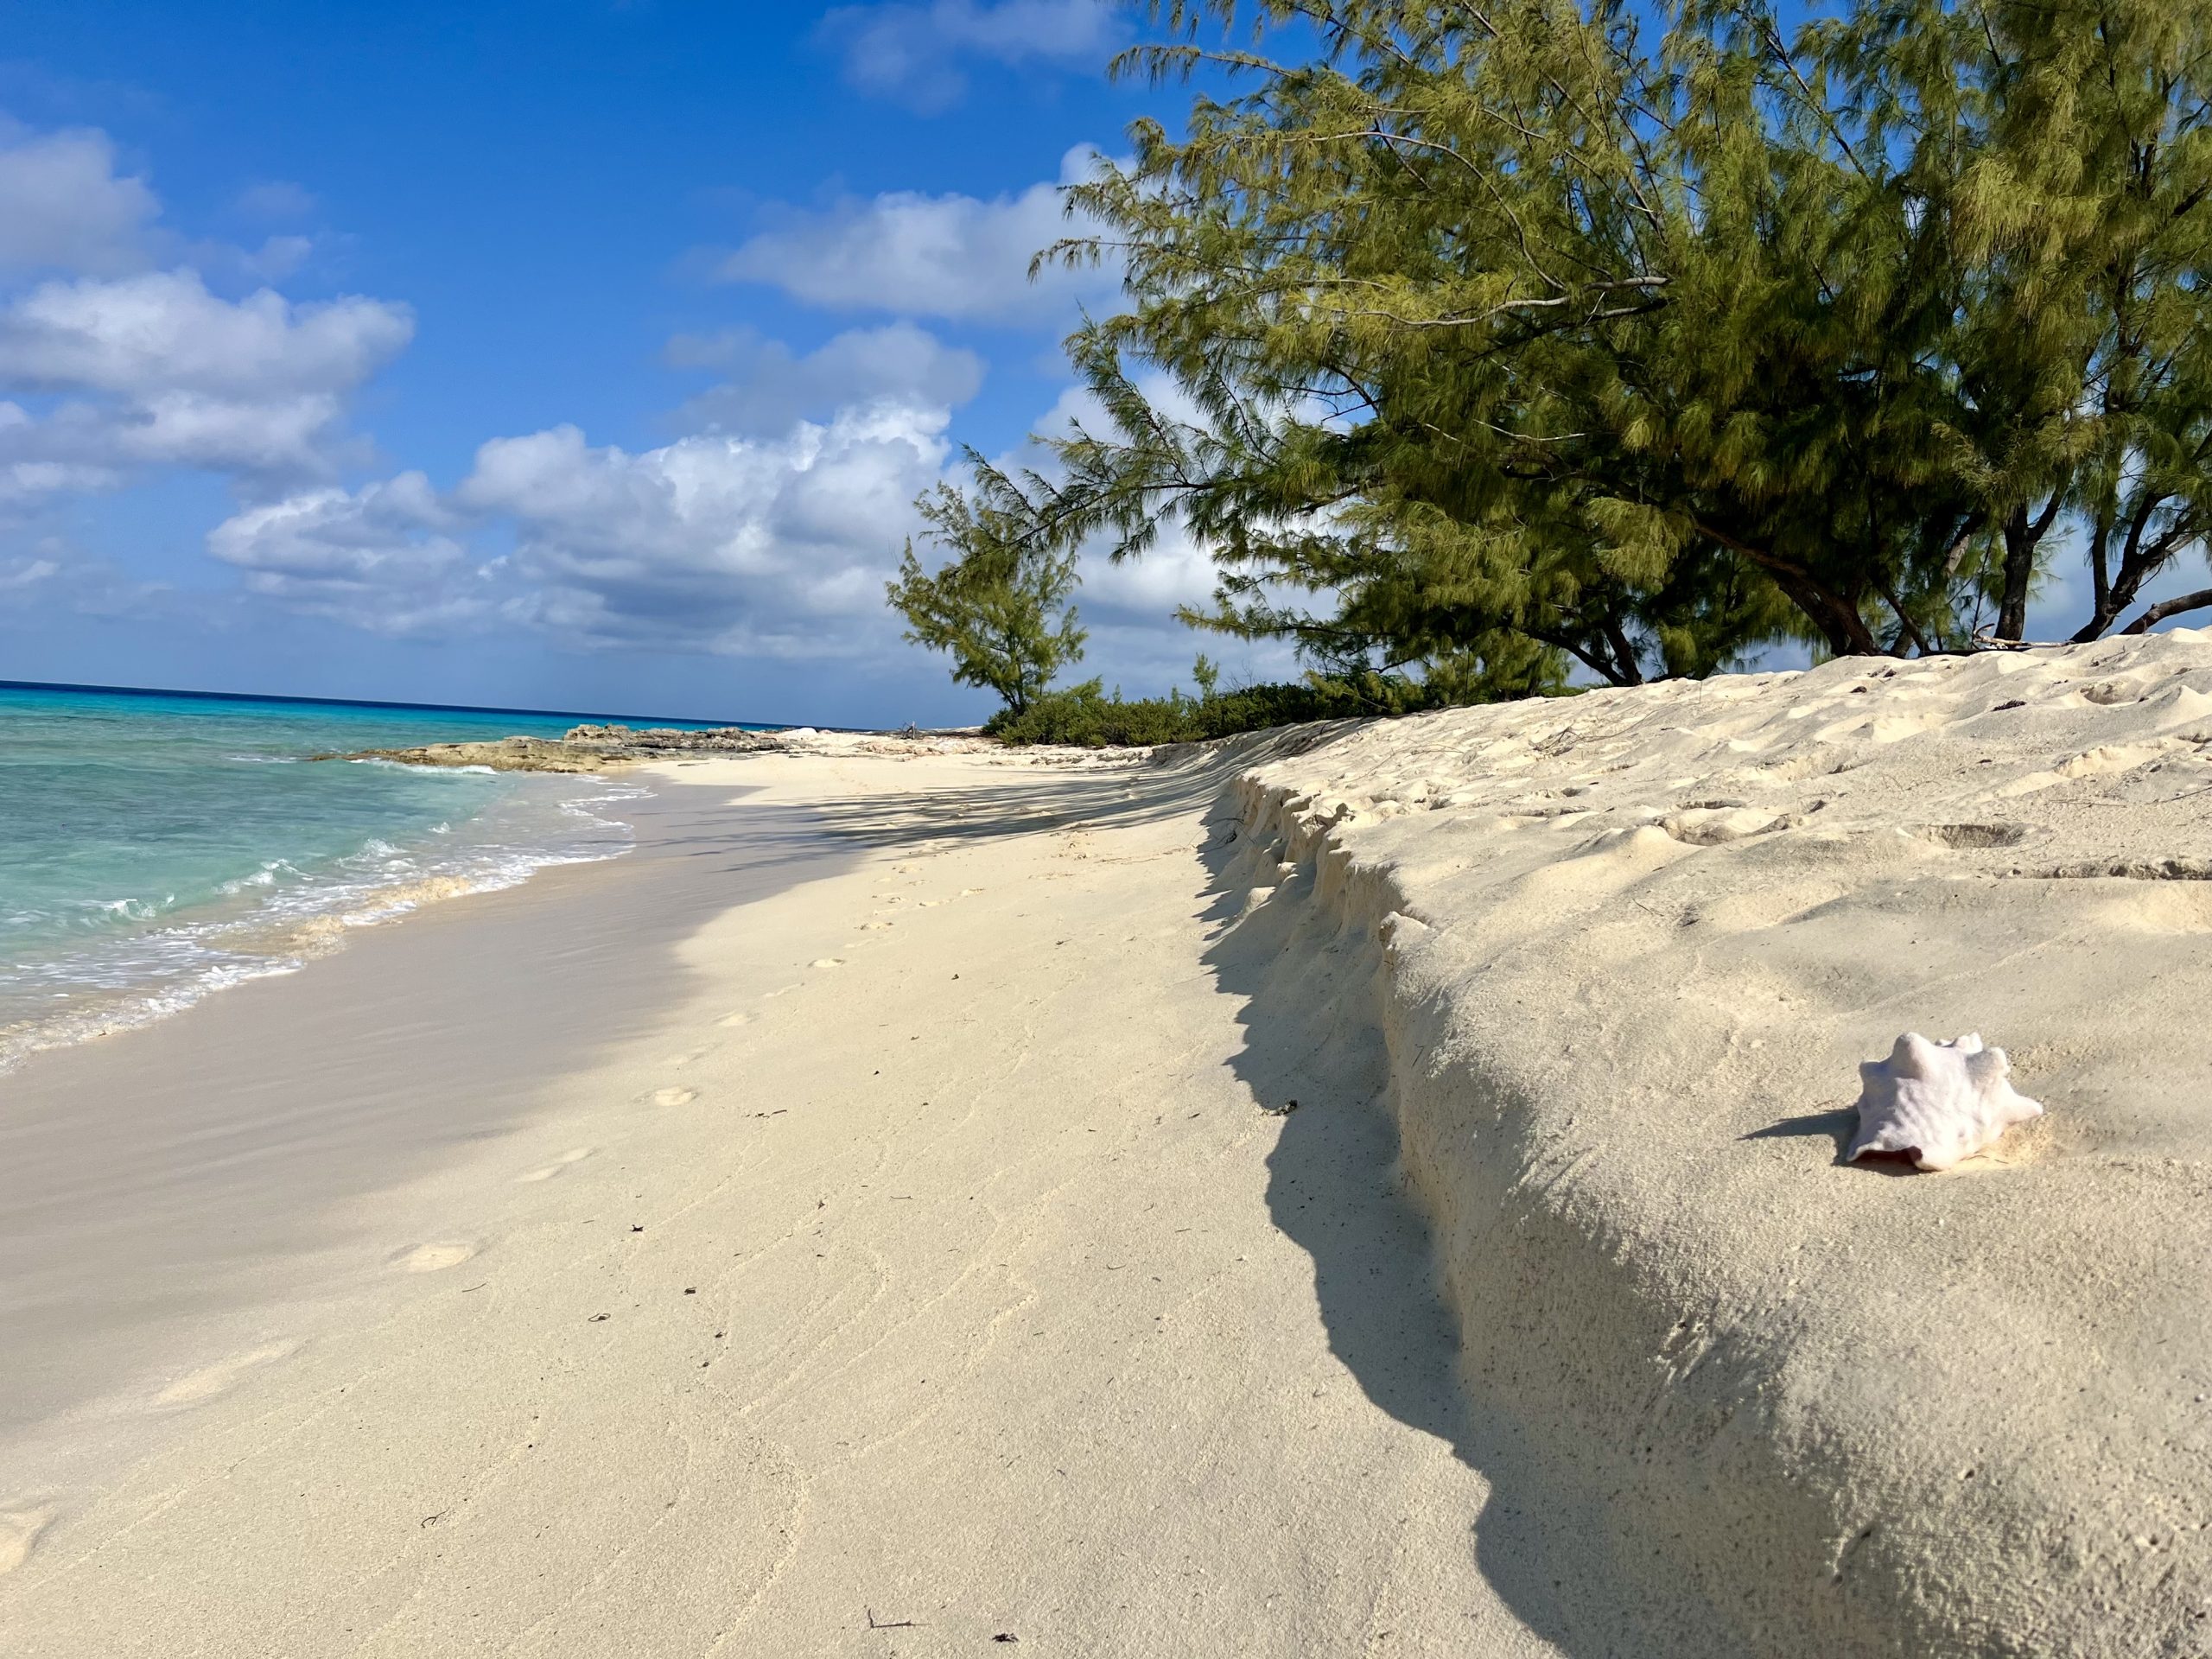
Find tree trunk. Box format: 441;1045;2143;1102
1694;521;1882;657
2068;507;2118;642
1996;489;2068;642
1996;505;2036;641
1601;613;1645;685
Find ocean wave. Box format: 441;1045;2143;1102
218;859;303;894
347;755;501;775
0;773;641;1072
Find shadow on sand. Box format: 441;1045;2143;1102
1179;792;1744;1657
738;750;1735;1650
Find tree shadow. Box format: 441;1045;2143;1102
1188;817;1748;1657
632;755;1245;895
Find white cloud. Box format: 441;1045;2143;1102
0;270;412;487
1079;513;1223;619
466;411;931;648
0;270;409;397
206;473;486;634
667;321;983;433
818;0;1124;111
711;145;1119;323
0;119;406;517
0;116;1251;698
0;122;159;275
0;400;124;503
1012;375;1229;623
195;373;1295;695
226;233;319;283
0;553;59;588
199;375;993;655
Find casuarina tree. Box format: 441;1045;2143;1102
887;480;1088;717
896;0;2212;705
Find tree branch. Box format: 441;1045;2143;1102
2121;587;2212;633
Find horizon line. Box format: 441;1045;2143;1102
0;677;803;731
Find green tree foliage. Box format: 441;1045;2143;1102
986;665;1489;747
887;483;1087;715
901;0;2212;702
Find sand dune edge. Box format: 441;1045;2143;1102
1199;628;2212;1654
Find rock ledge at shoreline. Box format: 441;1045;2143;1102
316;722;1007;772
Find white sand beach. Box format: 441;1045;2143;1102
5;632;2212;1655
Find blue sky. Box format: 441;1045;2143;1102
0;0;1274;724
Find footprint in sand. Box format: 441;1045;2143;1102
0;1504;55;1574
652;1086;699;1107
763;983;802;998
391;1241;477;1274
517;1147;595;1184
151;1340;299;1410
715;1010;756;1027
810;957;845;969
664;1046;709;1066
918;899;947;908
960;887;985;896
859;921;894;931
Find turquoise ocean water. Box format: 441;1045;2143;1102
0;682;746;1068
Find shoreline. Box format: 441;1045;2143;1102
2;638;2207;1651
0;774;855;1484
0;739;648;1077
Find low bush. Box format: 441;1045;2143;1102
984;671;1473;748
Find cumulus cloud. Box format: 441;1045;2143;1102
817;0;1124;111
0;270;413;487
1012;376;1230;622
666;321;984;434
455;404;946;653
198;376;1296;691
0;401;124;504
0;270;408;397
218;404;951;649
0;121;159;275
711;145;1120;323
0;118;406;515
1078;514;1224;620
205;472;491;633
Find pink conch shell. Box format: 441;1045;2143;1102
1847;1033;2044;1172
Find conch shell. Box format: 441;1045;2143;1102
1847;1033;2043;1172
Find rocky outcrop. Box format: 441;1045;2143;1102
315;723;1007;772
558;723;798;754
316;737;635;772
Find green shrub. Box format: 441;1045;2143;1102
983;671;1481;748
